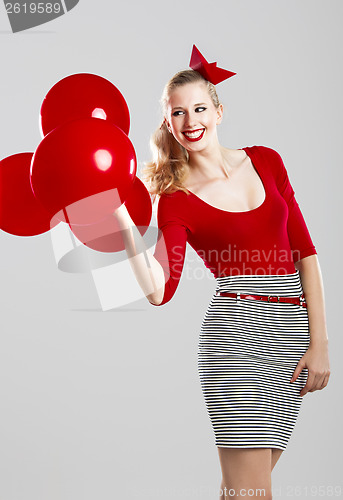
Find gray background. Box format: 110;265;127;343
0;1;341;498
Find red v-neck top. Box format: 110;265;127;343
152;145;317;306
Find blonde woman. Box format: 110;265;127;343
114;47;330;499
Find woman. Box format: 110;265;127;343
114;49;330;499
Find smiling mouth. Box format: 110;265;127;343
182;128;205;141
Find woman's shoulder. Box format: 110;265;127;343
156;189;190;215
250;144;284;162
153;189;190;223
251;145;290;188
220;145;281;168
245;145;286;172
157;188;189;204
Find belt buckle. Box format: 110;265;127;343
299;294;306;307
268;295;279;303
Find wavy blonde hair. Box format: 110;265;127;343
142;69;221;197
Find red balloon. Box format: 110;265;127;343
40;73;130;137
30;118;137;225
0;153;59;237
70;177;152;252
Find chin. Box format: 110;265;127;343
185;141;208;152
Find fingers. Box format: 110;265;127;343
290;360;305;383
299;371;314;397
321;373;331;389
291;351;331;397
299;369;331;397
315;372;330;391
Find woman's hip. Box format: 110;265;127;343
198;271;310;364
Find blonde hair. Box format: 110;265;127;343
142;70;221;197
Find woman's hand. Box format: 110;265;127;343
290;340;330;397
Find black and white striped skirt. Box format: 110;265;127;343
197;271;310;451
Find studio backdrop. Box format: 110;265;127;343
0;1;341;499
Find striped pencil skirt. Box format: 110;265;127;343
197;271;310;451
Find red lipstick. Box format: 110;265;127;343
182;128;205;142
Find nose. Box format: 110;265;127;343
184;111;198;129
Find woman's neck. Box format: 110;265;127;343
187;143;235;182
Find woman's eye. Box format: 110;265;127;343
172;107;206;117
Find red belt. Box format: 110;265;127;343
215;291;307;308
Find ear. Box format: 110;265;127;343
216;103;224;125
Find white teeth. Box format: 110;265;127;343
183;129;204;138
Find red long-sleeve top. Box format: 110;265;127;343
152;145;317;306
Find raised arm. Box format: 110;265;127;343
114;203;166;305
114;192;189;306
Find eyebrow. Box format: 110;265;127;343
171;102;207;111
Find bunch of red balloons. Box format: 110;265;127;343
0;73;152;252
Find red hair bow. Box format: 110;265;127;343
189;44;236;85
